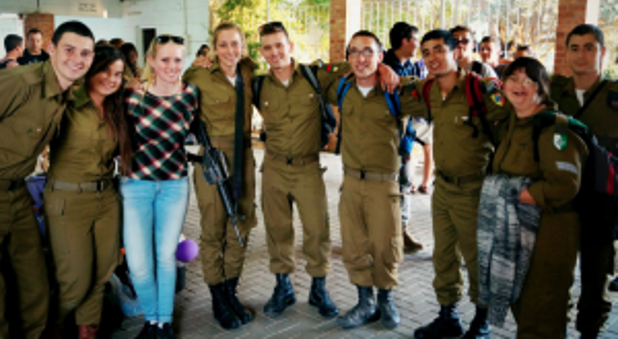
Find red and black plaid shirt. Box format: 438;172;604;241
125;83;198;180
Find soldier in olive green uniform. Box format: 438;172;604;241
0;22;95;339
323;30;426;331
44;45;129;338
493;57;588;338
412;30;510;339
182;22;257;330
549;24;618;338
255;22;350;319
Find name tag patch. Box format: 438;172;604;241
556;161;578;175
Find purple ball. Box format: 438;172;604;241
176;239;199;262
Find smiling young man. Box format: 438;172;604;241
479;36;509;78
0;20;94;339
254;21;350;321
550;24;618;339
410;29;510;339
325;30;427;331
450;26;498;79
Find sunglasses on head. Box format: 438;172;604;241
155;35;185;45
258;21;287;36
456;38;470;45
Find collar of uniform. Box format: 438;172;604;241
453;70;468;92
563;75;605;97
351;76;383;98
41;60;64;99
208;58;223;74
72;85;92;109
264;58;300;86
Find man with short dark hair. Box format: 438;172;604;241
479;36;508;78
0;34;24;69
0;20;95;339
411;29;509;339
513;44;534;59
384;21;430;253
550;23;618;339
17;28;49;65
450;26;497;79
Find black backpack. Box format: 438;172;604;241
252;63;337;148
532;111;618;243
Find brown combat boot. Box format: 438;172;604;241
78;324;99;339
403;227;423;253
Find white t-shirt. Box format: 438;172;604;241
227;75;236;86
281;79;290;87
357;85;373;98
575;89;585;106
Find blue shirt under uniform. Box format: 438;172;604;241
383;49;428;126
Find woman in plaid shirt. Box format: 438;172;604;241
121;35;197;339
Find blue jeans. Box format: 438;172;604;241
120;177;189;323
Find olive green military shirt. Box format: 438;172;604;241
182;58;256;138
492;109;588;211
0;61;70;180
550;75;618;153
325;76;424;174
47;86;118;183
405;71;510;177
257;59;350;157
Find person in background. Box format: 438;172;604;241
383;21;430;254
513;45;534;59
120;42;141;80
0;34;24;69
196;44;210;58
110;38;125;49
450;26;498;79
479;36;509;78
17;28;49;65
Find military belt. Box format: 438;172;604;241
209;136;252;150
344;167;399;182
437;170;484;185
0;179;25;192
51;179;111;192
266;149;319;166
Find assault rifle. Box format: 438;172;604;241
188;119;244;246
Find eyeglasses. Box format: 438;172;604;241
258;22;288;36
456;38;470;46
506;75;537;88
155;36;185;45
348;48;377;58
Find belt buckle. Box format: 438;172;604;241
96;180;103;191
286;157;293;166
360;170;366;180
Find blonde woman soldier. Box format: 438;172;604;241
122;35;198;339
182;22;258;331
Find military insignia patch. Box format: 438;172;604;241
324;64;338;73
608;90;618;111
554;133;567;151
491;93;505;106
411;89;419;100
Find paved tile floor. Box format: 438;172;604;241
112;147;618;339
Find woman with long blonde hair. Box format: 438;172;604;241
182;22;257;331
121;35;198;339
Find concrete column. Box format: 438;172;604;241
329;0;361;63
554;0;600;75
23;13;54;52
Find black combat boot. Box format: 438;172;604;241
208;283;242;330
225;277;254;324
337;285;381;329
308;276;339;318
463;305;490;339
377;289;400;329
413;304;464;338
263;273;296;316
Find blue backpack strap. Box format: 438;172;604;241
335;77;353;154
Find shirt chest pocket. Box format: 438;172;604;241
203;91;233;121
260;95;282;124
293;92;318;117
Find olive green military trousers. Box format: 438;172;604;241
431;176;483;305
338;175;403;290
261;157;331;277
0;187;49;339
512;211;579;339
194;145;257;285
44;184;120;326
575;240;615;333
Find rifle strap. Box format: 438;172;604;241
232;70;245;201
575;79;607;119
